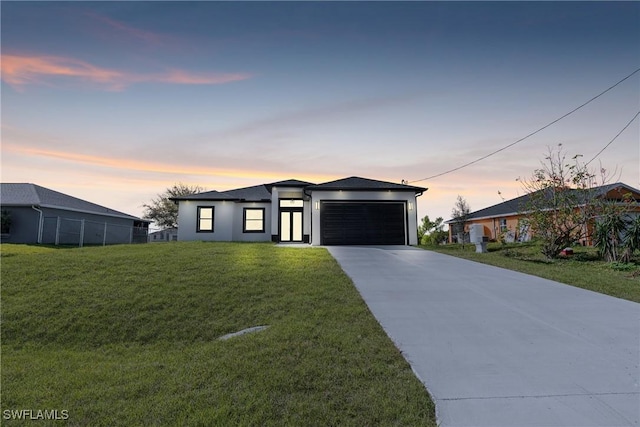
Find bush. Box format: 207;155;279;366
594;214;640;263
1;210;12;234
609;262;638;272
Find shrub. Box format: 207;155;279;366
1;210;12;234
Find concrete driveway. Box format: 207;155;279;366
327;246;640;427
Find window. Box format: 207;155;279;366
197;206;214;232
499;218;508;232
244;208;265;233
279;199;304;208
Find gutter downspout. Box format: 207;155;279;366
302;187;314;245
31;205;43;244
414;190;425;245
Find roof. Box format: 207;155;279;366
170;189;238;201
267;179;316;188
306;176;427;193
174;176;426;202
223;184;272;201
446;182;640;223
171;184;271;202
0;183;146;221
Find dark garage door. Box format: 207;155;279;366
320;202;406;245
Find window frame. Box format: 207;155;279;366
279;199;304;208
196;206;215;233
243;207;265;233
499;218;508;233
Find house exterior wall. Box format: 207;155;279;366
468;215;527;242
1;206;142;245
177;201;273;242
269;187;311;242
450;204;640;245
0;207;41;244
309;190;420;246
449;215;533;244
232;202;272;242
149;228;178;242
40;207;140;245
177;200;236;241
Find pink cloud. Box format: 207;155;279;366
2;54;123;88
149;69;252;85
1;54;252;90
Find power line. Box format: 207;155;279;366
409;67;640;184
585;110;640;166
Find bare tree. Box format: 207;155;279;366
143;183;205;229
517;144;618;259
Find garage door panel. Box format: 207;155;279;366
321;202;405;245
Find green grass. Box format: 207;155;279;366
1;242;436;426
423;242;640;303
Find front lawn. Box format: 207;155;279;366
1;242;436;426
424;242;640;303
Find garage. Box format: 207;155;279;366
320;202;406;245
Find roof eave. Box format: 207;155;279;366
36;204;144;221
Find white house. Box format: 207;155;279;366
171;177;427;245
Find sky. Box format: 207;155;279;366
2;1;639;229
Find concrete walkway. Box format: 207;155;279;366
327;246;640;427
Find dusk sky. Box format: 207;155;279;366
2;1;639;228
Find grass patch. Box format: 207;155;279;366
422;242;640;303
1;242;435;426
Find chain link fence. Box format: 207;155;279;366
41;216;148;246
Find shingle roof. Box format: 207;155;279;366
450;193;530;222
171;184;271;202
268;179;316;187
174;176;427;203
446;182;640;223
0;183;145;221
307;176;427;193
170;189;238;201
223;184;272;201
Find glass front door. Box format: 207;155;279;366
280;210;303;242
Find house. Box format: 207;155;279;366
148;228;178;242
171;177;427;245
0;183;149;245
446;182;640;244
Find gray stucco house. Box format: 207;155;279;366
1;183;149;245
171;177;427;245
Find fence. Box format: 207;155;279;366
41;216;148;247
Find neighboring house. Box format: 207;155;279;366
445;182;640;244
148;228;178;242
171;177;427;245
0;183;149;245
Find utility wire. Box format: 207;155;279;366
585;110;640;166
409;67;640;184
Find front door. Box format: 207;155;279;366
280;210;303;242
279;199;304;242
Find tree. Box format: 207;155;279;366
417;215;434;242
518;145;615;259
450;195;471;246
143;183;205;229
1;210;12;234
594;197;640;263
418;215;447;246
